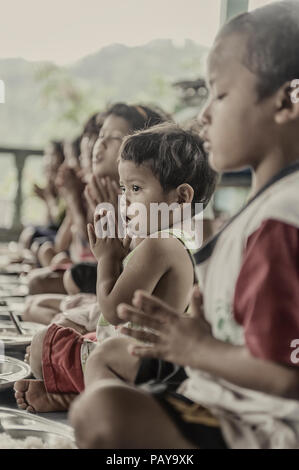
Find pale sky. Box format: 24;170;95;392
0;0;278;65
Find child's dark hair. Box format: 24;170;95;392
120;123;218;211
82;113;103;138
106;103;170;132
70;135;82;161
218;1;299;101
49;140;64;164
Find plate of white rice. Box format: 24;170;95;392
0;408;76;448
0;356;31;391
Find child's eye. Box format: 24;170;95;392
120;186;125;193
132;185;140;192
216;93;227;101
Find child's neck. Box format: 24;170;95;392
130;214;194;249
251;149;299;197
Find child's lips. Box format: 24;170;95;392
200;129;212;153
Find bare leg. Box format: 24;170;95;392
28;327;48;379
84;337;140;388
30;241;42;261
50;252;72;266
63;269;80;295
69;380;196;449
19;227;35;250
22;294;65;324
37;241;56;267
27;268;66;295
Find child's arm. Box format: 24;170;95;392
54;211;73;253
118;289;299;400
87;220;191;326
57;166;88;241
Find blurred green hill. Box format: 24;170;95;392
0;39;208;147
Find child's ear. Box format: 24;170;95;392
176;184;194;204
274;81;299;124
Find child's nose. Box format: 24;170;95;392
120;193;130;209
199;100;212;126
125;194;131;208
96;136;107;150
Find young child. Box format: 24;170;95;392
14;124;217;413
81;124;217;386
22;103;169;323
69;1;299;449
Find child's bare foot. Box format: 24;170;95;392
14;380;77;413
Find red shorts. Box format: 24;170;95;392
42;323;96;394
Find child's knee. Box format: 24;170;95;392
19;226;35;249
63;269;80;295
87;338;123;365
37;241;55;266
30;328;48;379
50;252;71;266
86;337;139;384
69;385;131;448
30;240;41;257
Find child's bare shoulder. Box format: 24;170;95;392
132;235;192;269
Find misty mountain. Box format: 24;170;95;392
0;39;208;148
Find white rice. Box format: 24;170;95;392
0;432;75;449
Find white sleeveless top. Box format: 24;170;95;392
179;163;299;449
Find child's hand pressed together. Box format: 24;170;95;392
85;176;120;214
87;209;131;262
56;165;84;196
117;286;214;369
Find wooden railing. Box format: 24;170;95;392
0;146;43;241
0;145;251;242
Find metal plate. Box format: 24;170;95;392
0;407;76;448
0;264;31;275
0;322;44;348
0;301;25;314
0;275;21;284
0;296;25;304
0;313;22;322
0;285;28;297
0;356;31;391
